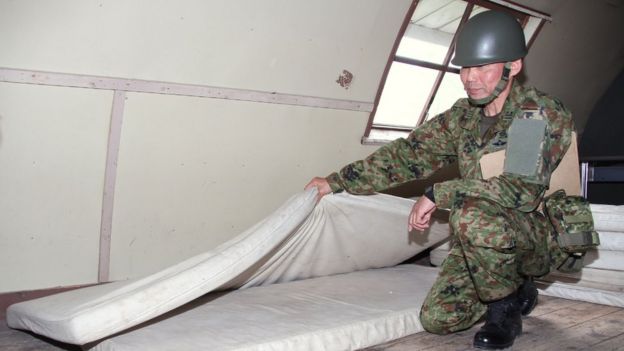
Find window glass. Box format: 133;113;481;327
426;71;466;120
397;0;465;64
374;62;437;127
397;25;453;64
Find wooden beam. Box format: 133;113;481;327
98;90;125;283
0;67;373;112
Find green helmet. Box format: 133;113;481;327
452;10;527;67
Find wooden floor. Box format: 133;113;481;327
364;295;624;351
2;295;623;351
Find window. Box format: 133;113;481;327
363;0;550;144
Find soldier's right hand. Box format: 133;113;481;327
304;177;332;202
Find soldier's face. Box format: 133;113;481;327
459;62;506;100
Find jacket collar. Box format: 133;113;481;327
459;81;524;131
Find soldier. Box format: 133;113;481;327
305;10;574;350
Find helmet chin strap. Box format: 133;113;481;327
468;62;512;106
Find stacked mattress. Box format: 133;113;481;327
429;203;624;307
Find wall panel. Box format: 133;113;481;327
0;83;111;292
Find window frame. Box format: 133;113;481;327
362;0;550;145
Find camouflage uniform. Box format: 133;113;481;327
326;82;574;334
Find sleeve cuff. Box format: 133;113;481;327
325;172;345;193
424;185;436;203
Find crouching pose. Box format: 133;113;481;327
306;10;574;350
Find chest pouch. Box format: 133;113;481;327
503;118;548;184
543;189;600;272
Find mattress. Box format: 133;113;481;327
91;265;439;351
584;247;624;271
539;267;624;293
537;281;624;307
590;204;624;232
7;190;451;345
429;240;452;267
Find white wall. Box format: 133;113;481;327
0;0;411;292
0;83;110;290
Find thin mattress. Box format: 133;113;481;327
7;190;451;346
92;265;439;351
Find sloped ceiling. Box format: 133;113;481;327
517;0;624;133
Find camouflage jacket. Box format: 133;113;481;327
326;82;575;212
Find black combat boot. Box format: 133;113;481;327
517;278;538;316
473;293;522;350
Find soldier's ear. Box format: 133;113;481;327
509;59;523;78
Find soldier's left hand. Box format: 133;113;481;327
408;196;437;232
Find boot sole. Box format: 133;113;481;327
473;340;514;350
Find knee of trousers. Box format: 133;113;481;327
419;298;484;335
419;306;455;335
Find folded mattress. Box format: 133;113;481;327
7;190;451;345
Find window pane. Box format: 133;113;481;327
397;0;466;64
367;128;410;144
397;26;453;65
426;71;466;121
374;62;438;128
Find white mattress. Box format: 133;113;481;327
538;281;624;307
540;267;624;292
590;204;624;232
91;265;439;351
7;190;451;345
593;231;624;251
584;248;624;271
429;240;452;267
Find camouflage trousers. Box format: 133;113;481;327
419;196;553;334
